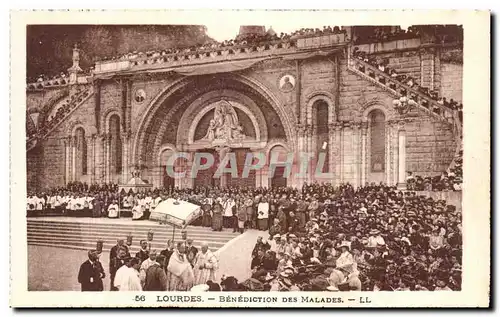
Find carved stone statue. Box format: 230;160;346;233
203;100;246;141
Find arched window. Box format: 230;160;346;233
314;100;329;173
75;127;87;176
109;115;123;174
369;109;386;172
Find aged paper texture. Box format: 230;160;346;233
10;9;490;308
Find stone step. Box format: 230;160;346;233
27;219;239;252
27;236;224;251
28;226;238;239
27;229;234;243
27;219;226;233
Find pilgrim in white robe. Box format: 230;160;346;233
193;249;218;285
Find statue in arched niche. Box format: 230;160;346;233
203;100;247;141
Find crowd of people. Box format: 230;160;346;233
52;181;461;292
354;25;463;45
239;183;461;292
95;25;347;63
407;146;463;192
352;47;464;121
78;238;219;291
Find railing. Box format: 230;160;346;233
94;39;300;74
348;56;456;124
27;77;69;91
26;86;93;150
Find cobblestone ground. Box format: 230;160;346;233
28;229;265;291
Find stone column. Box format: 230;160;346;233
305;125;314;184
64;136;71;184
334;123;343;185
71;135;77;182
351;122;361;188
360;122;369;186
328;123;336;185
385;123;392;185
397;128;407;188
121;132;131;184
105;134;111;183
94;134;105;184
88;135;95;184
420;47;436;91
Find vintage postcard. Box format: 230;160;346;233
10;9;490;308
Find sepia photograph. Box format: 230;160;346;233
10;9;490;308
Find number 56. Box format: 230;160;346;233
135;295;145;302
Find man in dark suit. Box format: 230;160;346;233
110;238;129;263
136;240;150;263
160;239;174;268
185;239;198;268
78;250;105;291
109;246;128;291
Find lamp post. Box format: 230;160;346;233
392;96;417;115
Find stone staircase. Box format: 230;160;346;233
347;54;463;171
26;85;94;152
27;218;239;253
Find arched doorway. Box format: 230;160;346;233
367;109;386;183
269;145;289;188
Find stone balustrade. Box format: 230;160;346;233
94;33;348;74
27;77;70;90
348;56;456;124
26;86;93;148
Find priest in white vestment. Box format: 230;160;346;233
166;243;195;291
108;201;119;218
193;242;218;285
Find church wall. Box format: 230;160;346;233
439;63;463;103
26;88;66;112
130;78;175;134
404;114;456;176
27;43;462;190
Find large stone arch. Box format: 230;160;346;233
133;73;295;169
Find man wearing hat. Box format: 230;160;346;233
77;250;105;291
367;229;385;248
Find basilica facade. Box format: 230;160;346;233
26;26;463;191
